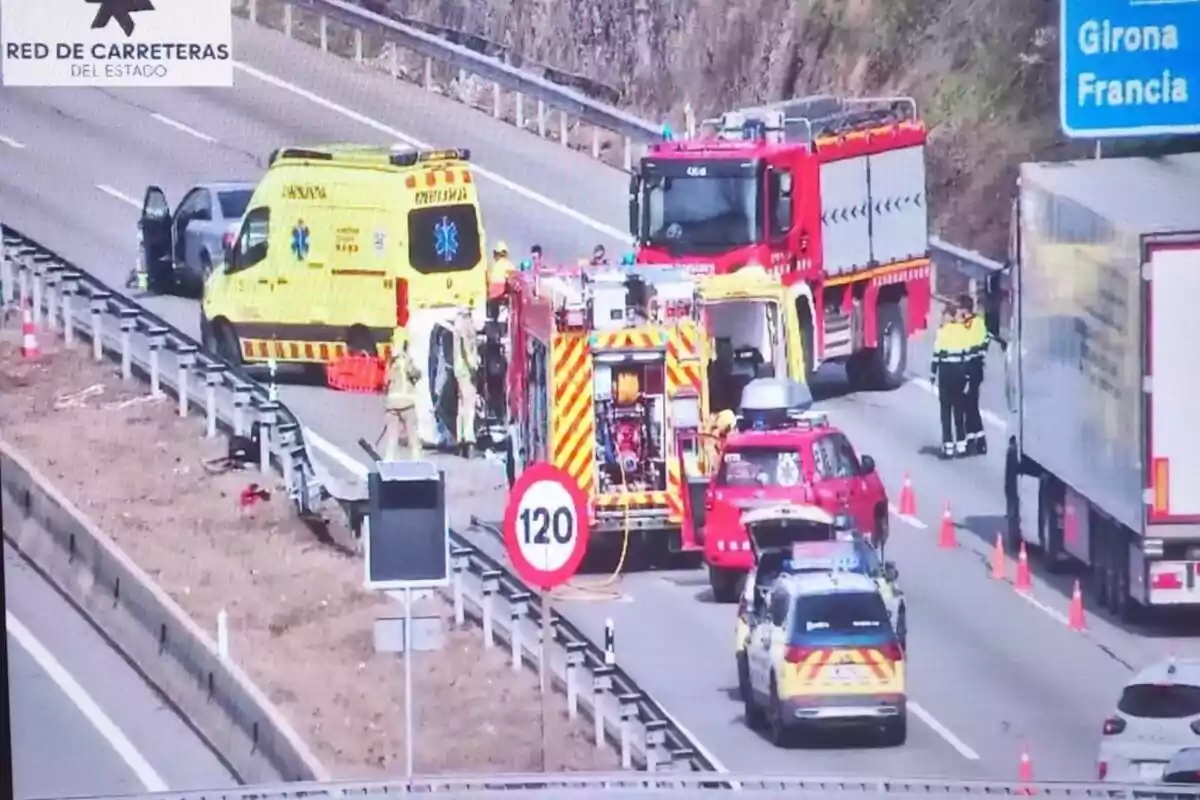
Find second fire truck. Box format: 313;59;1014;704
629;95;933;390
505;263;715;559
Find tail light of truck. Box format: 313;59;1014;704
395;278;410;327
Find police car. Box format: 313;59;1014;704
740;569;907;747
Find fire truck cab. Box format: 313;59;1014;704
505;263;713;559
628;95;933;391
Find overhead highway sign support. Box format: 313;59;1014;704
1060;0;1200;138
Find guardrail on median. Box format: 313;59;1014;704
0;224;717;776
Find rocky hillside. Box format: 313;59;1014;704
390;0;1085;255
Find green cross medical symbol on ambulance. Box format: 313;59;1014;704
291;221;310;261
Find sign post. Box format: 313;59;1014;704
1060;0;1200;138
502;462;591;771
365;460;449;778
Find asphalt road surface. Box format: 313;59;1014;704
0;16;1189;783
4;545;235;797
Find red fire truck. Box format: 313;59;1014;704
628;95;933;390
504;264;714;561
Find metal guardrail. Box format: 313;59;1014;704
0;224;715;775
92;773;1200;800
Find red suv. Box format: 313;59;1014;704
699;413;890;602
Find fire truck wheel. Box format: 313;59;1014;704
864;301;907;390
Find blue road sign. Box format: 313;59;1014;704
1060;0;1200;138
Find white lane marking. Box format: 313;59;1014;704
0;134;26;148
300;429;732;771
1014;588;1072;627
888;503;928;530
6;611;170;791
910;700;981;760
150;112;217;143
909;378;1006;429
97;184;140;208
231;61;632;244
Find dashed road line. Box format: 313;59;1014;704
150;112;217;143
0;134;26;149
910;701;981;760
6;611;170;791
231;60;631;244
96;184;140;208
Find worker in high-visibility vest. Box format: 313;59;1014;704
487;241;516;319
958;294;989;456
453;307;480;458
383;329;422;461
930;303;970;459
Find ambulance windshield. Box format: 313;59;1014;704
408;203;482;273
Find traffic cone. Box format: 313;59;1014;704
938;503;956;549
20;304;39;359
898;473;916;516
1018;740;1034;783
991;533;1006;579
1015;542;1032;593
1068;579;1087;631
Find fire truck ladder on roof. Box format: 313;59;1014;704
701;94;919;148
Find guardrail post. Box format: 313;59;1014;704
592;665;614;749
277;422;298;495
354;29;363;63
15;248;32;309
670;746;695;772
60;271;78;346
31;254;48;328
564;641;586;721
175;344;198;415
248;0;257;24
480;569;501;649
117;309;139;381
450;546;472;627
604;617;616;665
618;692;640;769
644;719;667;772
146;325;169;397
492;83;501;118
592;129;601;160
319;15;328;51
515;93;524;130
89;291;110;362
204;364;226;438
283;3;292;36
257;402;280;474
623;137;633;171
559;111;569;147
0;235;11;308
389;43;399;79
508;591;530;672
423;57;432;90
43;265;62;332
232;384;253;436
537;100;546;138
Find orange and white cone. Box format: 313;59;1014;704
898;473;916;516
1015;542;1032;593
20;304;39;359
1068;579;1087;631
990;533;1006;580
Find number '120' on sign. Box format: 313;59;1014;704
502;463;591;590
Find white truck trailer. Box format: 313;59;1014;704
994;154;1200;619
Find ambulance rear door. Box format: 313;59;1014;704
404;164;486;313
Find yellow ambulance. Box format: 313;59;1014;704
190;144;488;443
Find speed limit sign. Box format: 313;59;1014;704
502;462;590;590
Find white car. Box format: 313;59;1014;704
1098;657;1200;782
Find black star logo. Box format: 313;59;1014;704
85;0;155;37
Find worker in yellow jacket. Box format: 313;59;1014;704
930;303;970;459
958;294;990;456
383;329;422;461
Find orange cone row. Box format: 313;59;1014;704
897;476;1088;636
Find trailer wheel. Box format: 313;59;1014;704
864;300;907;390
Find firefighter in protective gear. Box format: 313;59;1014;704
930;303;970;459
384;330;423;461
453;307;480;457
958;295;989;456
703;408;737;466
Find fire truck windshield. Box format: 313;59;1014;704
641;162;760;253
